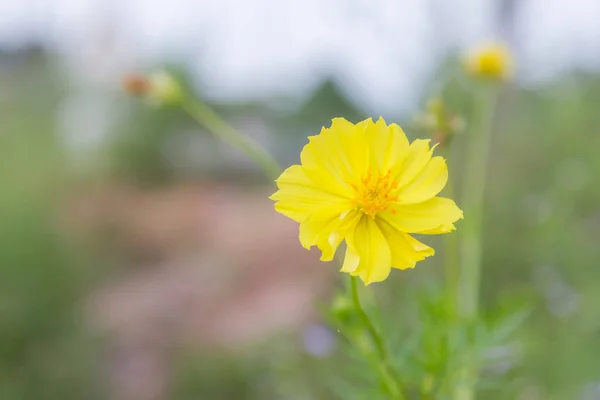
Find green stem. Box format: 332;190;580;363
458;84;497;320
181;99;281;181
350;276;406;400
442;146;460;320
453;84;498;400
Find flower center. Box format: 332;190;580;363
350;170;399;217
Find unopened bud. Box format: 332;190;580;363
413;97;464;147
146;71;183;106
122;71;183;106
122;73;150;97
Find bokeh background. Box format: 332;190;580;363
1;0;600;399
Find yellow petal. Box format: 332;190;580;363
340;243;360;273
298;203;352;249
415;223;457;234
271;165;350;222
377;219;435;269
317;210;362;261
365;117;410;172
381;197;463;233
345;216;392;285
356;117;374;132
318;232;342;262
394;139;434;188
395;156;448;204
300;118;369;192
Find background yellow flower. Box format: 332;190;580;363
465;42;514;81
271;117;463;284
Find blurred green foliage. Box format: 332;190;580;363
0;51;104;399
2;47;600;399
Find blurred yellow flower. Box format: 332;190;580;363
270;117;463;284
465;42;513;80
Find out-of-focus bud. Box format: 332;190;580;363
122;73;150;97
146;71;183;106
122;71;183;106
413;97;464;147
464;41;514;81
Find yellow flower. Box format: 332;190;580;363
270;117;463;284
464;42;513;81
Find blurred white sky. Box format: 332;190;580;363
1;0;600;114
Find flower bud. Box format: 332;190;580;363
146;71;183;106
122;71;183;106
413;97;464;147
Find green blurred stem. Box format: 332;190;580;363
458;84;497;319
181;99;281;181
454;84;498;400
350;276;406;400
442;146;460;319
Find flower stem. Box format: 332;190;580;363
181;99;281;181
350;276;406;400
442;146;460;320
454;84;498;400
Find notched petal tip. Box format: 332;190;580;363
363;278;375;286
329;117;355;129
443;224;457;233
300;242;312;250
319;253;332;262
330;116;349;124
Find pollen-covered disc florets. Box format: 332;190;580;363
351;170;400;218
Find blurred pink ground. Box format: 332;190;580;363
69;181;335;400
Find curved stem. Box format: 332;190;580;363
181;99;281;181
350;276;406;400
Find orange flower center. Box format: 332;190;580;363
351;170;399;217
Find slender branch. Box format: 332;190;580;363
181;99;281;181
